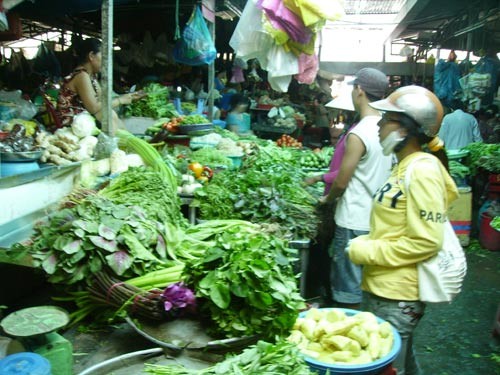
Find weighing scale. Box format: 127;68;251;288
0;306;73;375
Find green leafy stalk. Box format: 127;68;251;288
144;340;314;375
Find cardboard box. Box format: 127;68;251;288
448;186;472;246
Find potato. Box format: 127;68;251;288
290;309;396;365
350;350;373;364
323;317;359;336
307;342;324;352
305;308;323;321
360;320;380;335
379;321;393;338
322;335;361;355
293;317;306;330
380;336;394;357
330;350;355;362
287;330;308;350
325;309;346;323
347;325;369;347
355;311;378;324
367;332;381;360
301;318;317;340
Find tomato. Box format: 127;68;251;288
188;162;204;178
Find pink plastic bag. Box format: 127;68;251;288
294;53;318;84
257;0;312;44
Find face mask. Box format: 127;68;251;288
380;130;405;156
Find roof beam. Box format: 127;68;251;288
387;0;433;42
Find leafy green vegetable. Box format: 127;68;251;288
10;168;184;286
183;225;305;340
11;194;172;285
144;340;314;374
124;83;178;119
180;102;197;115
449;161;470;179
180;114;210;125
99;167;186;226
194;144;319;239
191;147;232;167
491;216;500;231
461;143;500;175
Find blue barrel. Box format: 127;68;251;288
0;352;51;375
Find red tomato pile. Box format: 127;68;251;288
276;134;302;148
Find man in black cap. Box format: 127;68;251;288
321;68;393;309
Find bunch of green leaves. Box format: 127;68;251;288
144;340;313;374
461;143;500;175
125;84;178;119
194;145;318;239
99;167;186;227
491;216;500;231
180;102;197;115
449;161;471;179
182;226;305;340
18;194;171;285
191;147;232;168
180;114;210;125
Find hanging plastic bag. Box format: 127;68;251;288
266;44;299;92
257;0;312;44
434;59;462;108
173;6;216;66
33;43;61;79
229;0;273;67
294;53;318;84
283;0;344;27
0;0;8;31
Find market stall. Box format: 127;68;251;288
0;0;499;374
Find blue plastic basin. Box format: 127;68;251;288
299;308;402;375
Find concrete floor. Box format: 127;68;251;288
1;244;498;374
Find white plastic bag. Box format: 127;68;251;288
266;45;299;92
229;0;273;65
404;156;467;303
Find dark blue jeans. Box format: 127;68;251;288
329;225;368;304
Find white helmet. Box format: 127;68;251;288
369;85;444;137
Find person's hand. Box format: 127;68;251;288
304;175;321;186
118;93;134;105
119;92;146;105
318;195;329;205
131;91;147;101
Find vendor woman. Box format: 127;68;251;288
56;38;143;130
226;93;250;134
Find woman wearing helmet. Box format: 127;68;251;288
347;86;459;374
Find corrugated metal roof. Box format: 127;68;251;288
344;0;406;15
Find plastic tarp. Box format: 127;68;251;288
434;60;462;108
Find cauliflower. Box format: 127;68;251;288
71;112;98;138
110;149;128;175
79;136;98;157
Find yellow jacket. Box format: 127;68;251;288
349;152;459;301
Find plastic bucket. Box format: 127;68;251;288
0;352;51;375
213;119;226;129
479;213;500;251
